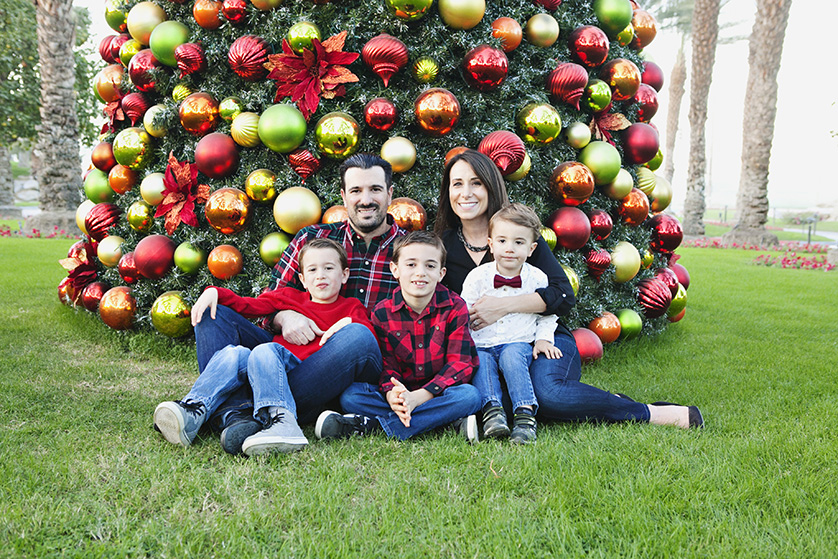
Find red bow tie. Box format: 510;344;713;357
494;274;522;289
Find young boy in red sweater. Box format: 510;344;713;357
153;238;373;456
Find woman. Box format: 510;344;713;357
434;149;702;429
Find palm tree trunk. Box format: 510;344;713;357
681;0;721;236
723;0;792;247
0;146;14;207
663;37;687;185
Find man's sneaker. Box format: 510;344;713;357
510;410;537;445
314;410;381;440
241;409;309;456
220;415;263;455
452;414;479;444
153;400;207;447
482;406;511;439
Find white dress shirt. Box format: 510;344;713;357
460;262;558;348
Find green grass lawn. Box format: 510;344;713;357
701;222;833;243
1;238;837;558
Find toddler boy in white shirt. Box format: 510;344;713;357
460;203;562;444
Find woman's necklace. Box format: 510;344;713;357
457;226;489;253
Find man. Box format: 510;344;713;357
194;153;405;454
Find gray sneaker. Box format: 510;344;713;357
452;414;479;444
153;400;207;447
241;409;308;456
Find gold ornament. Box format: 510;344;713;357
76;200;95;234
412;57;439;83
387;197;427;231
172;84;194;102
602;168;634;200
526;14;560;47
127;200;154;233
635;166;656;195
414;88;460;136
438;0;485;30
231;112;261;147
97;235;125;267
150;291;192;338
179;92;220;136
119;39;142;67
641;248;654;269
314;112;361;159
505;152;531;181
380;137;417;173
140;172;166;205
611;241;641;283
561;264;580;296
143;104;168;138
99;286;136;330
94;64;125;104
516;103;562;144
540;225;557;251
204;188;251;234
273;187;322;234
244;169;278;203
126;1;167;45
322;205;348;224
650;174;672;213
112;127;152;170
385;0;434;20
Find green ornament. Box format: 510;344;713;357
286;22;321;55
667;284;687;318
386;0;434;21
615;22;635;46
583;79;612;113
84;169;114;203
258;104;307;153
150;291;193;338
149;21;190;67
112;127;153;170
172;84;193;102
602;168;633;200
143;104;168;138
516;103;562;144
104;0;127;32
315;112;361;159
127;200;154;233
540;226;557;251
635;166;656;195
615;308;642;340
219;97;244;122
561;264;580;297
579;140;621;185
260;232;293;266
119;39;142;67
174;242;206;275
593;0;634;38
644;148;663;171
412;57;439;83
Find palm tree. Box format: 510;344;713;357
723;0;793;247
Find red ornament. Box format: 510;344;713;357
134;234;176;280
364;98;397;132
99;34;129;64
91;142;117;173
67;240;86;260
668;308;686;323
585;248;611;280
533;0;562;10
462;45;508;92
81;281;110;312
228;36;269;81
670;262;690;290
637;277;672;319
618;188;650;226
549;161;595;206
589;312;621;344
128;49;161;92
633;83;659;122
622;122;660;165
572;328;604;363
546;207;591;251
121;92;150;126
195;133;239;179
655;267;680;297
568;26;609;68
362;34;408;87
156;151;211;234
547;63;588;110
288;149;321;182
478;130;525;175
588;209;613;241
641;61;664;92
84;203;122;242
648;213;683;254
221;0;247;22
118;252;139;284
175;43;207;78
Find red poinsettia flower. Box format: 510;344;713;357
59;241;98;292
265;31;360;120
154;151;210;235
101;99;125;134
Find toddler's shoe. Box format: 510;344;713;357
315;411;381;440
482;406;511;439
242;408;308;456
510;409;537;445
153;400;207;447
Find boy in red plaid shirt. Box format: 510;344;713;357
315;231;481;442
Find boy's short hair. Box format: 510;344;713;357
392;230;447;265
299;238;349;270
488;203;542;243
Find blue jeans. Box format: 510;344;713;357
530;332;651;423
195;305;382;427
474;343;537;412
184;343;299;418
340;382;481;441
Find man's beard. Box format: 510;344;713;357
350;205;384;233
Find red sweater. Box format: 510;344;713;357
214;287;374;361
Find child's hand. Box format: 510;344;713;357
386;377;411;427
191;288;218;326
533;339;563;360
320;317;351;346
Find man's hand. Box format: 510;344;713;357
320;317;351;346
191;288;218;327
276;309;325;345
533;339;562;360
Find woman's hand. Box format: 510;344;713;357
468;295;510;330
190;288;218;326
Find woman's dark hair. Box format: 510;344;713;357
433;149;509;235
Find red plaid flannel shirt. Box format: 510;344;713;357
372;284;478;396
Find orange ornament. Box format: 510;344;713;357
99;286;136;330
548;161;595;206
204;187;251;234
193;0;223;29
631;10;658;50
179;92;220;136
444;146;469;165
108;164;138;195
387;197;427;232
599;58;641;101
491;17;523;52
589;312;621;344
95;64;125;103
618;188;650;226
414;88;460;136
207;245;244;280
322;205;348;224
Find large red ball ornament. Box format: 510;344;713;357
636;277;672;319
222;0;247;22
633;83;659;122
655;267;680;298
618;188;650;226
179;92;220;136
492;17;522;52
118;252;139;284
121;92;150;126
91;142;117;173
622;122;660;165
568;26;610;68
81;281;110;312
588;209;613;241
478;130;525;175
364;98;398;132
648;213;683;254
546;207;591;251
670;262;690;290
415;88;461;136
207;245;244;280
362;34;408;87
195;133;239;178
174;43;207;78
572;328;604;363
462;45;508;92
549;162;595;206
589;312;621;344
641;61;664;92
128;49;161;92
99;286;136;330
387;197;427;232
134;234;176;280
288;149;322;182
547;63;588;110
85;203;122;242
228;35;270;81
599;58;641;101
204;187;252;234
585;248;611;281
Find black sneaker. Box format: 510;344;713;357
510;410;537;445
220;416;263;455
482;406;511;439
314;411;381;440
452;414;479;444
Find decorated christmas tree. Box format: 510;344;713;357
59;0;690;362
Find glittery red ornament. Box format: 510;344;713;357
637;277;672;319
655;267;680;297
118;252;139;284
548;161;595;206
175;43;207;78
84;203;122;242
195;133;239;179
533;0;562;10
288;149;321;182
633;83;659;122
622;122;660;164
362;34;408;87
641;61;664;92
585;248;611;281
228;35;270;81
222;0;247;22
462;44;508;92
547;62;588;110
81;281;110;312
568;25;610;68
670;262;690;290
572;327;603;363
478;130;525;175
134;234;176;280
648;213;683;254
121;92;150;126
364;98;398;132
128;49;161;92
545;207;591;251
588;209;613;241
